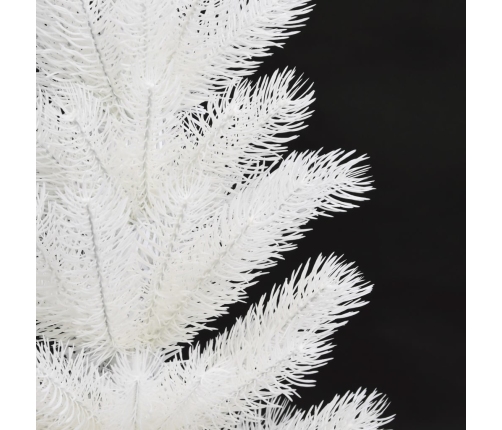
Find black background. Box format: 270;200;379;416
196;1;465;429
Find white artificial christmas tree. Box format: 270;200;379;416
36;0;394;428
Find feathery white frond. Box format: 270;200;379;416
37;0;123;104
36;87;116;184
167;255;372;428
149;151;371;347
237;390;393;430
177;69;314;192
167;0;314;102
98;349;173;430
37;179;142;360
36;340;105;430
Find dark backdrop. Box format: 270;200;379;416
196;1;465;429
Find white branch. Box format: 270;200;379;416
153;151;372;347
171;255;373;428
237;390;394;430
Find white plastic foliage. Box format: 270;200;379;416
36;341;105;430
150;152;372;349
237;390;394;430
37;179;142;360
164;256;375;428
36;0;393;428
